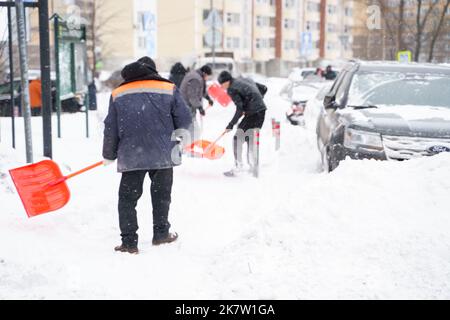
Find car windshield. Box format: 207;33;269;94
348;71;450;108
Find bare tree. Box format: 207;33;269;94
84;0;121;79
0;27;9;81
414;0;439;61
427;0;450;62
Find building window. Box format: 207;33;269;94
328;5;336;14
307;1;320;12
269;38;275;48
226;13;240;26
285;0;296;8
226;37;241;49
345;7;353;17
284;39;296;50
306;21;320;31
284;19;296;29
327;24;336;33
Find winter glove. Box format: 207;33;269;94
103;159;115;166
199;107;206;116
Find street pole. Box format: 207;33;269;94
7;2;15;149
53;14;61;138
15;0;33;163
83;26;89;139
39;0;53;158
210;0;216;69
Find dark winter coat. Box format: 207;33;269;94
226;77;267;129
179;69;212;114
103;61;192;172
169;62;187;88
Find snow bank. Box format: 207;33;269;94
1;81;450;299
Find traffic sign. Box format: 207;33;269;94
300;32;312;56
397;50;412;63
204;9;223;28
204;28;222;48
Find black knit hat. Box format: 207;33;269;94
200;65;213;76
218;70;232;84
138;56;158;73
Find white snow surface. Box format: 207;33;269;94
1;77;450;299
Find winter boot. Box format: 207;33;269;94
152;232;179;246
114;244;139;255
223;161;245;177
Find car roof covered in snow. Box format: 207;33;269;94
345;60;450;75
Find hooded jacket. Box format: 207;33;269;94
226;77;267;129
169;62;188;88
103;59;192;172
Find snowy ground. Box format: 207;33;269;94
1;78;450;299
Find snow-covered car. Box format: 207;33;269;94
303;82;333;143
280;79;329;126
287;67;317;82
317;61;450;172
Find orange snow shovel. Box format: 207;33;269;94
9;160;103;218
184;131;227;160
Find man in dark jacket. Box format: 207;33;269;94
323;65;337;80
169;62;187;88
179;65;214;142
103;56;192;254
218;71;267;177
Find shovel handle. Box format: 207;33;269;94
65;161;104;180
204;131;227;154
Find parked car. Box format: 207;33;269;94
316;61;450;172
280;77;330;126
287;67;317;82
304;81;333;142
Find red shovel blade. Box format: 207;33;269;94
184;140;225;160
208;83;232;107
9;160;70;218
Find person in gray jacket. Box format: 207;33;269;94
179;65;214;142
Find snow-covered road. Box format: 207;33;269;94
1;78;450;299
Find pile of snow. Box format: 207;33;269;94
1;82;450;299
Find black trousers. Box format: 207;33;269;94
234;111;266;165
118;168;173;247
31;108;41;116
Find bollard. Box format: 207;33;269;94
274;121;281;151
253;129;261;178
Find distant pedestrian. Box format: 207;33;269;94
169;62;188;88
29;78;42;116
179;65;214;143
323;65;337;80
218;71;267;177
103;56;192;255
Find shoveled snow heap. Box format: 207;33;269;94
1;78;450;299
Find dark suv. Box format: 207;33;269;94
317;61;450;172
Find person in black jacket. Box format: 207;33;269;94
169;62;187;88
218;71;267;176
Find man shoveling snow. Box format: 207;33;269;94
103;57;192;254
